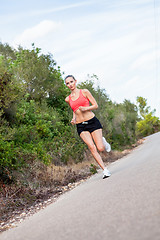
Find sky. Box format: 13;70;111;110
1;0;160;116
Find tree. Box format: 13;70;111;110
11;44;63;102
136;96;160;137
0;56;19;118
0;42;16;60
136;96;150;119
136;113;160;137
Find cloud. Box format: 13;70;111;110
7;0;159;116
13;20;61;46
30;1;92;16
130;50;160;71
0;1;92;25
56;4;158;88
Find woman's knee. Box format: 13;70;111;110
88;143;97;153
88;141;105;153
97;145;105;152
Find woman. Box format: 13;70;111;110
65;75;111;179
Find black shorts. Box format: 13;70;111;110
76;116;102;136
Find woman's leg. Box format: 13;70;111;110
91;129;105;152
80;131;105;170
91;129;111;178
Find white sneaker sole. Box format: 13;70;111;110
103;173;111;179
103;169;111;179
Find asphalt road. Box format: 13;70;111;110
1;132;160;240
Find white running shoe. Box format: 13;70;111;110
103;168;111;179
102;137;111;152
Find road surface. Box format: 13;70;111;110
1;132;160;240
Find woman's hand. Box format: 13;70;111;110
78;106;88;112
71;118;76;125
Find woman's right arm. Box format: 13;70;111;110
71;112;76;125
65;96;76;125
65;96;69;103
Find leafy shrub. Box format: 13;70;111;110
136;113;160;137
90;164;98;174
0;139;17;169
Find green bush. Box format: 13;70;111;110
0;139;17;169
136;113;160;137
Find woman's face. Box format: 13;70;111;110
65;77;77;90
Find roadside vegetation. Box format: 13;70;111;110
0;42;160;229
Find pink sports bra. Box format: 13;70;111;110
69;89;90;112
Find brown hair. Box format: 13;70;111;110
64;75;76;81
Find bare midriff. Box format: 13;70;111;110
75;109;95;124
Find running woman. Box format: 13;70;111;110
65;75;111;179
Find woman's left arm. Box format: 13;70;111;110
79;89;98;112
